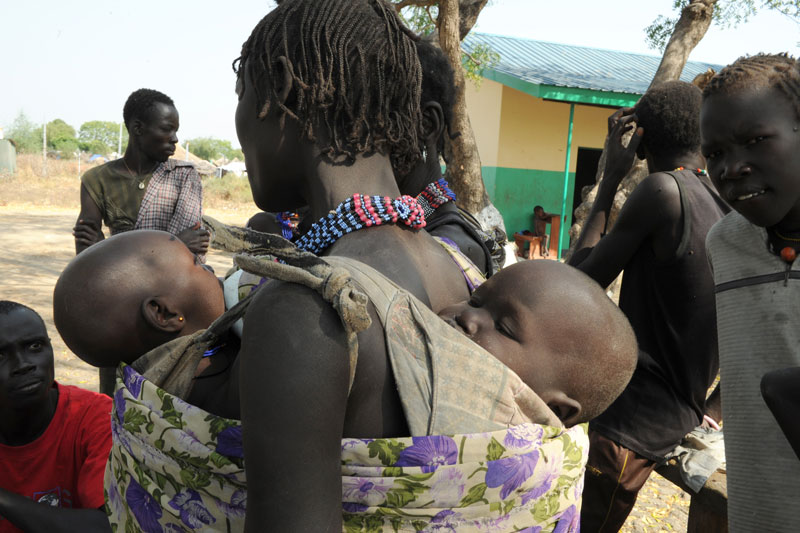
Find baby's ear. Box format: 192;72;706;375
541;390;582;427
141;297;185;334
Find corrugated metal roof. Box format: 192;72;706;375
463;33;722;96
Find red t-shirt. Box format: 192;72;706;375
0;383;112;533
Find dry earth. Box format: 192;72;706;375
0;204;690;532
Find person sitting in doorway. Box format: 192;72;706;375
533;205;555;258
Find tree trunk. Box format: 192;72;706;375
568;0;717;253
650;0;717;88
458;0;489;40
437;0;503;232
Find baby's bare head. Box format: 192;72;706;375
438;260;637;426
54;231;224;367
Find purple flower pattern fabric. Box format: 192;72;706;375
104;365;246;532
106;366;588;532
341;422;588;531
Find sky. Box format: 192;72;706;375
1;0;798;148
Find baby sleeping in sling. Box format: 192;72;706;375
54;230;637;532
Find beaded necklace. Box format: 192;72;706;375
416;178;457;218
673;166;708;176
202;344;226;358
295;194;427;255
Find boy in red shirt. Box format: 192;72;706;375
0;301;112;533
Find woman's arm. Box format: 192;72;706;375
240;281;351;532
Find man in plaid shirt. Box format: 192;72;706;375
74;89;209;256
134;159;204;237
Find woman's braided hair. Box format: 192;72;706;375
704;53;800;119
234;0;423;175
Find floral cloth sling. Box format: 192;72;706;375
325;257;588;532
105;230;587;532
105;364;245;533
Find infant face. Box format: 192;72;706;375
155;234;225;328
437;263;551;392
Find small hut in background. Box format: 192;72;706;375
172;143;217;176
0;127;16;175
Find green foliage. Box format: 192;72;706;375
399;5;438;35
46;119;76;145
52;138;79;158
462;43;500;85
458;482;488;507
201;173;253;205
646;0;800;51
486;436;506;461
39;118;80;159
396;4;499;86
6;111;41;153
79;120;127;155
186;137;243;162
6;113;128;157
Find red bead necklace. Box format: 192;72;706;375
773;228;800;263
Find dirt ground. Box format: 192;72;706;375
0;205;690;532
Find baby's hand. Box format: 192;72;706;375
178;222;211;254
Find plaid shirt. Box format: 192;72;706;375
134;160;203;234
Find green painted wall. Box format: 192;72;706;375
483;166;574;252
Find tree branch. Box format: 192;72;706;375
393;0;488;40
460;46;483;67
458;0;489;39
392;0;437;12
650;0;717;87
425;5;438;27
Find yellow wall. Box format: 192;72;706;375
496;86;569;171
463;78;619;252
465;81;612;172
496;86;612;171
464;78;503;167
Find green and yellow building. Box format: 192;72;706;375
462;33;720;256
